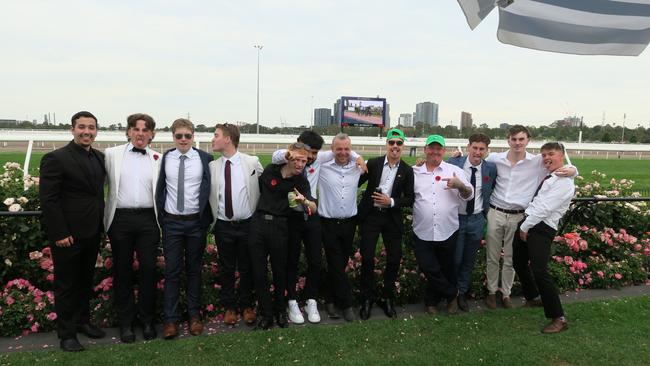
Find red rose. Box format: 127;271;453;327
484;176;489;182
309;168;315;174
271;179;278;186
153;154;159;161
435;176;441;181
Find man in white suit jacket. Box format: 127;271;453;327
104;113;161;343
208;123;263;327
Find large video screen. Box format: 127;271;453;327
340;96;386;127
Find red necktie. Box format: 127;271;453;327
225;160;233;219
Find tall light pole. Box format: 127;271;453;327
310;96;314;127
254;45;264;134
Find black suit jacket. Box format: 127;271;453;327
155;147;214;229
357;155;414;233
39;141;106;242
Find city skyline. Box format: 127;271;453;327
2;1;649;129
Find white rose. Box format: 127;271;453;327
17;197;29;204
8;203;22;212
3;197;15;206
4;258;12;267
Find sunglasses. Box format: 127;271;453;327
387;140;404;146
174;133;193;140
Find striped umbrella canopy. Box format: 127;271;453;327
457;0;650;56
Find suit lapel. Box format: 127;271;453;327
115;145;126;195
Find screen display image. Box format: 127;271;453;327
340;96;386;127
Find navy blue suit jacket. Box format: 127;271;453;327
447;156;497;216
155;147;214;229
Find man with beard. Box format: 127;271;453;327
357;128;414;320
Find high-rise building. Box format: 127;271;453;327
333;99;342;125
398;113;413;127
460;111;473;131
384;103;390;128
414;102;439;126
314;108;332;127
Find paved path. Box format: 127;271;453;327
2;285;649;353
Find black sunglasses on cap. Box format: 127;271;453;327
387;140;403;146
174;133;193;140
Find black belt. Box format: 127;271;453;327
489;204;525;215
321;216;356;225
372;206;390;213
217;217;251;225
164;211;200;221
256;212;287;221
116;207;154;214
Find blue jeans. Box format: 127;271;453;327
455;213;486;295
162;217;207;323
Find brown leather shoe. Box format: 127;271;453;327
243;307;257;325
485;294;497;309
542;318;568;334
502;296;513;309
524;298;543;307
446;296;458;314
162;322;178;339
224;309;238;326
426;305;439;315
189;317;203;336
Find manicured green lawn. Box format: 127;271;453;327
2;152;650;191
2;296;649;365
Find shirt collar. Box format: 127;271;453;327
222;151;241;164
383;156;400;168
463;158;482;170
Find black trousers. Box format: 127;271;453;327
321;216;356;309
248;213;288;319
359;210;402;300
411;232;458;306
513;220;564;319
107;208;160;327
51;234;100;340
213;218;254;311
286;213;322;301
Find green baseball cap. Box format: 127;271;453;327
425;134;446;147
386;128;406;141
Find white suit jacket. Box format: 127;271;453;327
208;152;263;226
104;143;161;231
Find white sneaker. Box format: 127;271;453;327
287;299;305;324
304;299;321;324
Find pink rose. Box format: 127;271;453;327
47;312;57;321
104;257;113;269
614;273;623;280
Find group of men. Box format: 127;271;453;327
39;111;576;352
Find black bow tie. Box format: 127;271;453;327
131;147;147;155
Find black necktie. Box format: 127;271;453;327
132;147;146;155
225;160;233;219
466;167;477;215
532;175;552;200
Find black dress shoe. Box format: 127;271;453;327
326;303;340;319
341;307;355;322
380;298;397;318
77;323;106;339
60;338;85;352
458;294;469;312
142;323;157;340
359;300;372;320
276;312;289;328
120;326;135;343
254;317;274;330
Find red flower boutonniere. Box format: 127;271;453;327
153;154;159;161
483;176;489;182
435;176;441;181
271;179;278;186
309;168;315;174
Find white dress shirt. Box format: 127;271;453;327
117;143;154;209
216;152;253;221
271;149;360;199
487;152;551;211
458;159;483;215
521;174;575;232
164;148;202;215
375;156;399;208
412;162;473;242
317;159;363;219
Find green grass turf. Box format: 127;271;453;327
2;152;649;191
2;296;649;365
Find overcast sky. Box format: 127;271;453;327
2;0;649;128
